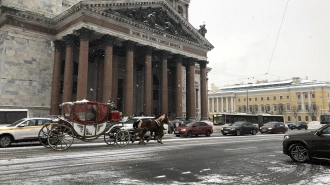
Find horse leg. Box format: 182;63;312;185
140;130;147;145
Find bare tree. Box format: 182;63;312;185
292;105;299;122
307;104;318;121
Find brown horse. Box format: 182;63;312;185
137;114;169;145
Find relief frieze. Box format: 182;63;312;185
132;31;181;49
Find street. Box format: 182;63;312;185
0;129;329;185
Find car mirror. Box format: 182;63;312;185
18;124;25;127
316;130;322;136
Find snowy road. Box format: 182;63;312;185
0;134;329;185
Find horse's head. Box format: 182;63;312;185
157;114;169;124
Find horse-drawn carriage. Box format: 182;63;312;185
38;99;130;151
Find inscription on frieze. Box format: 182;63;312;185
132;31;181;49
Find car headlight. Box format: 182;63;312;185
283;135;290;140
231;128;235;130
181;129;186;132
268;128;272;130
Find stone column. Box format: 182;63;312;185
308;91;311;110
301;92;305;111
102;35;115;103
112;55;119;105
50;40;65;115
186;59;196;120
226;97;229;112
160;51;169;115
185;4;189;21
96;58;103;102
144;46;153;116
174;55;183;119
231;96;234;112
76;27;94;101
124;41;135;116
199;61;208;120
62;35;75;103
221;97;224;112
216;98;219;112
233;97;236;112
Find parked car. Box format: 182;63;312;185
290;122;308;130
285;121;294;129
221;121;258;136
283;123;330;163
260;121;287;134
174;121;213;138
0;118;52;147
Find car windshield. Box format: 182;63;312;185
183;122;195;126
232;122;243;126
264;122;276;127
7;119;25;127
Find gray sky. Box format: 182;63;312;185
189;0;330;88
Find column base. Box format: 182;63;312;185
187;117;196;121
175;117;184;121
200;117;209;121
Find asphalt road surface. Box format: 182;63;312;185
0;129;329;185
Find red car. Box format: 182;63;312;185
174;121;213;138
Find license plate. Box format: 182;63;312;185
223;131;228;133
174;131;179;134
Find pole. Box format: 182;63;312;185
247;88;249;113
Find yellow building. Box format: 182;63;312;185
208;77;330;122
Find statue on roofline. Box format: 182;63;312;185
198;23;207;37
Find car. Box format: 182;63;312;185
285;121;294;129
283;123;330;163
0;118;52;147
221;121;258;136
290;122;308;130
173;121;213;138
259;121;287;134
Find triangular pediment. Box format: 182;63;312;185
76;0;213;50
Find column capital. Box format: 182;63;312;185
161;50;169;60
62;34;76;46
198;60;208;68
125;41;135;51
186;58;196;66
76;27;94;41
102;34;115;46
144;46;153;55
53;40;65;52
185;4;189;8
173;54;183;62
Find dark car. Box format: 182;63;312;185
285;121;294;129
260;121;287;134
290;122;308;130
174;121;213;138
283;124;330;163
221;121;258;136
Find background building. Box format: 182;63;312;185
0;0;213;124
208;77;330;122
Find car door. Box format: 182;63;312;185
241;122;248;134
192;122;202;135
311;125;330;159
199;122;208;134
14;120;37;140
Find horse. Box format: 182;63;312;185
136;114;169;145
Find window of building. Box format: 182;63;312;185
273;96;276;100
288;116;291;121
243;106;246;112
261;105;264;112
249;98;251;101
280;96;283;100
238;98;240;102
297;94;301;99
274;105;277;111
312;94;315;98
286;104;290;110
286;95;290;99
267;97;270;100
249;106;253;112
304;94;308;99
255;97;257;101
261;97;264;101
279;105;284;111
238;107;241;112
305;104;309;111
254;106;258;111
244;98;246;102
305;116;309;121
298;104;302;110
267;105;270;112
298;116;301;121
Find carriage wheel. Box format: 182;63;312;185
115;130;130;147
47;124;74;151
38;124;52;148
104;128;119;145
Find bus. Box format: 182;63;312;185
320;114;330;125
212;113;284;127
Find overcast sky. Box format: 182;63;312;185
189;0;330;88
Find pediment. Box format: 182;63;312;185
77;0;214;50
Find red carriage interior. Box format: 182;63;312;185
61;101;120;124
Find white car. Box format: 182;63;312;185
0;118;52;147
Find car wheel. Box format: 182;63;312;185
236;130;241;136
222;133;227;136
289;143;309;163
252;130;256;135
206;130;211;137
0;135;12;148
298;127;301;130
176;135;180;137
305;127;308;130
187;131;192;138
